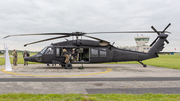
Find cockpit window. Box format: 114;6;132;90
40;47;47;54
45;47;54;54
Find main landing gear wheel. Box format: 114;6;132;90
65;63;72;69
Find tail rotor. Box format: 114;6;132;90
150;23;171;47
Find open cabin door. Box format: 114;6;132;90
71;48;90;64
54;47;66;63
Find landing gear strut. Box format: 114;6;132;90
138;61;147;67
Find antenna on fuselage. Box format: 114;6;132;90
64;38;68;41
112;42;115;46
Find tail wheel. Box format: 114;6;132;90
65;63;72;69
143;64;147;68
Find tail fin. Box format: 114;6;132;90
148;34;168;59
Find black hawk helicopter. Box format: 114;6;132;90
4;23;171;69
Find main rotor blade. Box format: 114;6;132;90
24;35;69;47
84;35;109;43
163;23;171;33
4;33;72;39
86;31;171;34
4;30;172;39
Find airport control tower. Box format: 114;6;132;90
118;36;151;53
135;36;150;52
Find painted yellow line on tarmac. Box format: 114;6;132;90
0;65;112;77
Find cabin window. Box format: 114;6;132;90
56;48;60;56
45;47;54;54
99;49;106;57
91;49;98;57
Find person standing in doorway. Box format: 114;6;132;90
63;48;70;63
73;49;79;61
12;49;18;66
23;50;30;66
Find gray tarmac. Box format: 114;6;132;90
0;64;180;94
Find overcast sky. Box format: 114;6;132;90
0;0;179;52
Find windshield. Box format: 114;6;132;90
39;47;48;54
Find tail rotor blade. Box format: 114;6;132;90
163;23;171;33
165;39;169;44
151;26;160;35
150;37;169;47
150;37;159;47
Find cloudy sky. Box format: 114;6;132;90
0;0;179;52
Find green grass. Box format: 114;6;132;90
0;93;179;101
104;54;180;69
144;54;180;69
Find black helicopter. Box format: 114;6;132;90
4;23;171;69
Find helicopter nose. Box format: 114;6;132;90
24;57;34;61
24;57;29;61
35;54;43;62
24;55;38;62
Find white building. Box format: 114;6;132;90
118;36;151;53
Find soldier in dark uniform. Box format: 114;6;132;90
23;50;30;66
73;49;79;61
